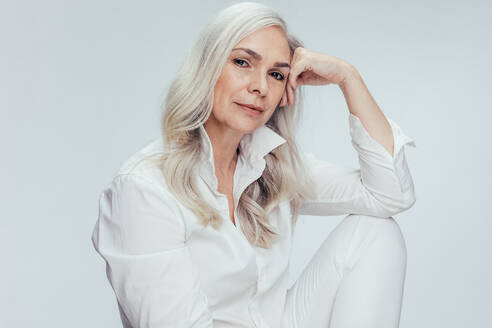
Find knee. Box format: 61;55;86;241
342;213;407;263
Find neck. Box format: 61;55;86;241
203;120;243;176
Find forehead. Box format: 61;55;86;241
233;26;291;61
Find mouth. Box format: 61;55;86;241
234;102;264;115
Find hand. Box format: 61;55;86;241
280;47;355;107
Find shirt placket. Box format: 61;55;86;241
235;157;271;328
248;250;270;328
199;148;272;327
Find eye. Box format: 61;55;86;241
271;72;285;81
233;58;249;67
233;58;285;81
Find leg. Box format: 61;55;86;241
282;214;407;328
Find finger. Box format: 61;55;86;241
282;86;289;107
288;65;301;90
287;74;295;92
288;84;295;106
289;57;309;90
285;84;292;106
279;91;287;107
290;76;297;91
290;84;296;105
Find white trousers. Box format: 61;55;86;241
282;214;407;328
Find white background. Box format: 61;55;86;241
2;0;491;326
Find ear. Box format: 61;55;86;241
279;90;287;107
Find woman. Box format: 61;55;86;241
91;2;416;328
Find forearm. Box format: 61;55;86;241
339;65;395;157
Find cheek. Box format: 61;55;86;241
213;81;230;111
270;83;286;103
214;70;236;103
212;72;238;118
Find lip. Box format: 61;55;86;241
234;102;264;114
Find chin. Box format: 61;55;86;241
231;120;264;134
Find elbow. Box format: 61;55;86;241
361;183;417;218
406;191;417;209
401;186;417;211
369;187;416;218
385;190;416;217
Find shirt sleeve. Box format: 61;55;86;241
299;113;417;218
91;173;213;328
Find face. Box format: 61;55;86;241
209;25;291;134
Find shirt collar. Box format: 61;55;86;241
198;124;287;166
195;124;287;226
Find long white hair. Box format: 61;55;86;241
156;2;316;249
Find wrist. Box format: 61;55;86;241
338;63;361;90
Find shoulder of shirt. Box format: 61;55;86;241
103;137;187;228
110;136;170;193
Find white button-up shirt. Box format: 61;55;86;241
91;113;416;328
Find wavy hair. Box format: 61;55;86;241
153;2;316;249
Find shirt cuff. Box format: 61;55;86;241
348;112;416;162
348;112;416;200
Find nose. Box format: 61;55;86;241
248;69;269;96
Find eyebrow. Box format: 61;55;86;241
232;47;290;68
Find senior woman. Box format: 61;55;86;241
91;2;416;328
